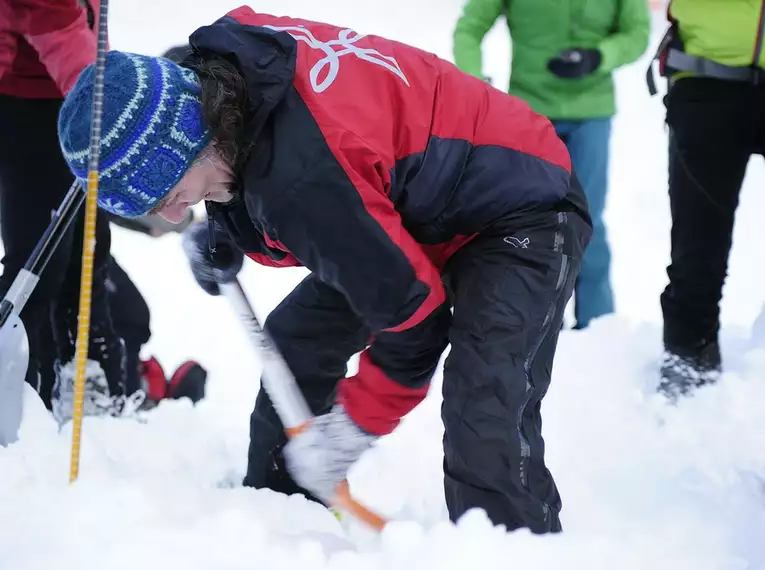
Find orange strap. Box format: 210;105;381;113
285;423;310;438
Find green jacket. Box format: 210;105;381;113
670;0;765;70
453;0;650;120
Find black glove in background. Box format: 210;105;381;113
547;48;602;79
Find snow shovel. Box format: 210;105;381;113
0;182;85;446
220;278;388;532
0;312;28;447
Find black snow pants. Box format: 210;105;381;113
243;196;591;534
0;95;125;407
661;77;765;352
105;256;152;395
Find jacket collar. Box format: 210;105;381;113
188;15;297;148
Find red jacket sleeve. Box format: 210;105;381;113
265;132;447;435
0;1;16;82
12;0;96;94
270;133;445;336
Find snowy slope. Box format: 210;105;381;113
2;2;765;569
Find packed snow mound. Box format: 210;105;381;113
1;318;764;570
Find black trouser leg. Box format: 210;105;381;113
0;96;77;405
661;78;762;352
243;274;369;499
105;255;152;395
441;207;589;533
52;208;126;396
0;95;126;401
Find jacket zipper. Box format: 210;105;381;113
753;0;765;67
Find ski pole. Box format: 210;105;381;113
0;182;86;447
69;0;110;483
220;278;388;532
0;181;85;326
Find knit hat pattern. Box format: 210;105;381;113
58;51;211;218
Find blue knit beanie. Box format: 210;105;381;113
58;51;211;218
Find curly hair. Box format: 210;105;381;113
185;53;253;172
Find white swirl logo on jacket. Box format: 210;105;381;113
264;24;410;93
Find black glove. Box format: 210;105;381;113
181;222;244;296
547;48;602;79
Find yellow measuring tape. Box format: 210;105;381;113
68;171;100;482
69;0;109;483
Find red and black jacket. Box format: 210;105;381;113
0;0;98;98
192;7;587;435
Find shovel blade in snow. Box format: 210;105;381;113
0;312;29;447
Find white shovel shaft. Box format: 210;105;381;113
220;281;313;431
221;278;390;532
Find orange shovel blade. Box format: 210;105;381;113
332;480;388;532
285;421;388;531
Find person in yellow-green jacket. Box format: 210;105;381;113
646;0;765;401
453;0;650;330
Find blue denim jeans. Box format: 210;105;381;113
553;118;614;328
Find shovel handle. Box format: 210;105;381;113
221;281;389;531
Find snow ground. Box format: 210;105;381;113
2;2;765;569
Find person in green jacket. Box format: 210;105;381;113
453;0;650;329
648;0;765;400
